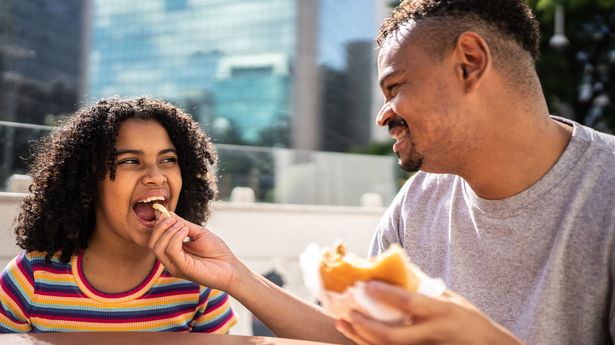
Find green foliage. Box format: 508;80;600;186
534;2;615;132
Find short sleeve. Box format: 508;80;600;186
190;287;237;333
0;252;34;333
368;178;413;257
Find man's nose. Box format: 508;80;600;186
376;102;395;127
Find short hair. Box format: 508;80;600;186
377;0;541;92
15;97;218;262
377;0;540;59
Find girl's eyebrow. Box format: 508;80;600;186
115;148;177;156
159;148;177;155
116;149;142;156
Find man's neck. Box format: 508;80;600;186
460;115;573;200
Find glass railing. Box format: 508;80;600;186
0;121;398;206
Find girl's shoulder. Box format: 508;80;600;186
20;251;72;270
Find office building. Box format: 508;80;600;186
88;0;378;151
0;0;87;184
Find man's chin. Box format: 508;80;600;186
397;155;422;173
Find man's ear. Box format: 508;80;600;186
453;31;491;92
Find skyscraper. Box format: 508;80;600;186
0;0;86;184
0;0;86;124
87;0;378;151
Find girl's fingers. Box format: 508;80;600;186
335;319;373;345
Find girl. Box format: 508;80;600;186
0;97;236;333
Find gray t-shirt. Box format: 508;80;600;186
370;118;615;345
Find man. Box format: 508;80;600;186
149;1;614;344
336;0;615;344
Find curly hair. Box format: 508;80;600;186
377;0;540;60
14;97;218;263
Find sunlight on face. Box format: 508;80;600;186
94;119;182;248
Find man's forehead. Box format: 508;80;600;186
377;20;420;66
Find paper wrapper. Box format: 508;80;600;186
299;243;446;323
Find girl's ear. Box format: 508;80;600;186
453;31;492;93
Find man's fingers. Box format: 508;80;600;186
166;227;189;261
151;220;185;268
149;216;176;248
366;281;447;319
349;311;436;345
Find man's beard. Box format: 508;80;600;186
396;140;423;172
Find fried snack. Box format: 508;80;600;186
152;203;171;218
319;242;420;293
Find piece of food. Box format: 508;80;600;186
319;242;420;293
152;203;171;218
152;203;191;243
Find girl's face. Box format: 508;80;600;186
95;119;182;248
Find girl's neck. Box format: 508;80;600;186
82;236;157;294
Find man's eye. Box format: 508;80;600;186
388;84;400;94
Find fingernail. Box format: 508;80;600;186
164;217;175;225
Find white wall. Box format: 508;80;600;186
0;192;385;336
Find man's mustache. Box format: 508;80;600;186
388;118;407;131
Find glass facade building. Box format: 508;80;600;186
88;0;378;151
0;0;85;184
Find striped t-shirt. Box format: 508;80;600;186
0;251;237;333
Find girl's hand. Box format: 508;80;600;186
148;213;240;292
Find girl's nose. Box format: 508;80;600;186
143;165;167;185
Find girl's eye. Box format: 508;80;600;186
161;156;178;164
117;158;139;165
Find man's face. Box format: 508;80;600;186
377;27;471;174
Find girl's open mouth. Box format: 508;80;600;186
133;197;167;225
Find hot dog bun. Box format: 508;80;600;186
319;242;420;293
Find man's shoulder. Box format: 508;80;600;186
567;119;615;153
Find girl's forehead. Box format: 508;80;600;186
115;119;173;147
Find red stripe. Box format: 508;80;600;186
143;289;197;299
35;266;71;275
0;279;29;318
35;290;83;298
15;256;35;287
203;311;235;333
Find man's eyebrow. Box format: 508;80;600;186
379;70;401;88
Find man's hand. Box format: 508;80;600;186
148;213;240;292
336;281;523;345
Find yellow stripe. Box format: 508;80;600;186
201;299;232;321
214;317;238;334
0;312;31;332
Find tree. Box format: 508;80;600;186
532;0;615;132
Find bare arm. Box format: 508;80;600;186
148;214;352;344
